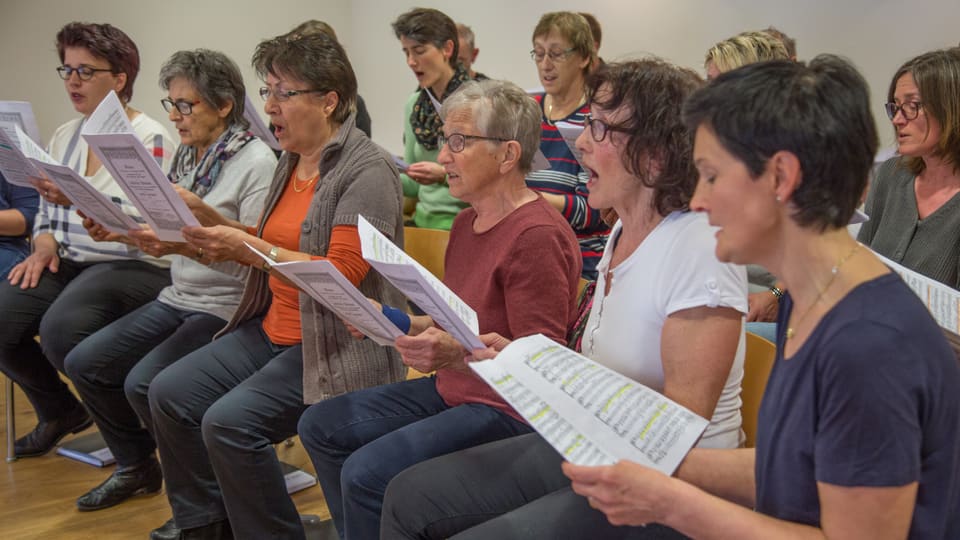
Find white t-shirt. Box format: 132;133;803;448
583;211;748;448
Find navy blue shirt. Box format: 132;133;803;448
756;273;960;538
0;172;39;276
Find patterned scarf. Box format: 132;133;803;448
410;63;472;151
167;124;256;197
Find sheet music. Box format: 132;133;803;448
471;334;708;473
554;121;586;169
358;216;483;350
29;159;140;234
875;252;960;333
81;91;134;135
393;155;410;172
243;95;280;151
0;101;41;145
0;122;43;187
84;132;199;241
246;243;403;346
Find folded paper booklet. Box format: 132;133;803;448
0;101;41;145
83;91;200;241
56;432;116;468
246;242;403;346
875;252;960;334
470;334;708;474
357;216;484;350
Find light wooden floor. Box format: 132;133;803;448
1;379;331;539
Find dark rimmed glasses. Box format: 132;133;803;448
56;65;113;81
884;101;923;121
584;113;632;142
438;133;512;153
161;98;202;115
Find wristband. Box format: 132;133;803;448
381;304;412;334
769;286;784;301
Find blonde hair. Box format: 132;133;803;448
705;31;789;73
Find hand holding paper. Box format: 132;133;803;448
396;327;470;373
182;225;254;264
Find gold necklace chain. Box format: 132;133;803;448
292;172;319;193
786;242;862;340
545;92;586;125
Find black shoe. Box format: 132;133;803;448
14;405;93;457
76;457;163;511
181;519;232;540
149;518;179;540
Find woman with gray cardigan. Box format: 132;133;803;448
145;33;407;540
64;49;277;513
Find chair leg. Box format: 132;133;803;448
5;375;15;462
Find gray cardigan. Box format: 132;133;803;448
858;157;960;288
224;115;408;403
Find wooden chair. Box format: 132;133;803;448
741;332;777;448
5;374;14;462
402;226;450;280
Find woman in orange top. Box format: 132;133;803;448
145;32;407;540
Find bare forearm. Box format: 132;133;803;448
0;209;28;236
32;233;58;254
675;448;756;507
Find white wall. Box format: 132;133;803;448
3;0;959;154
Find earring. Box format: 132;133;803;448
775;195;782;203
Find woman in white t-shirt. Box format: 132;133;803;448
379;59;748;540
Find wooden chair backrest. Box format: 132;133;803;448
742;332;777;448
402;226;450;280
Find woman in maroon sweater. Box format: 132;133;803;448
297;79;582;539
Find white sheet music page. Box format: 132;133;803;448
84;132;199;242
357;216;483;350
245;243;403;346
82;91;134;135
874;252;960;333
0;122;43;187
29;159;140;234
470;334;708;473
0;101;41;145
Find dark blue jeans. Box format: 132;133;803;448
0;258;170;421
297;376;533;540
63;300;225;467
148;319;307;539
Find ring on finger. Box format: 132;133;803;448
197;247;204;260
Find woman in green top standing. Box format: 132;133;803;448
393;7;471;230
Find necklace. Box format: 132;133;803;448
292;171;319;193
786;242;861;340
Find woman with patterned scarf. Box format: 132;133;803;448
62;48;276;513
394;7;472;230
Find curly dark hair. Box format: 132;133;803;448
587;59;704;216
56;22;140;103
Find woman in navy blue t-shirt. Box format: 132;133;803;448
563;55;960;539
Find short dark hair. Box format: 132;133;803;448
684;55;878;231
392;8;459;68
887;48;960;175
159;49;248;129
587;59;704;216
252;32;357;125
286;20;338;42
56;22;139;103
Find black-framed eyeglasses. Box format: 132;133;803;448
584;113;631;142
884;101;923;121
56;65;113;81
438;133;512;153
160;98;202;115
530;47;575;64
259;86;326;102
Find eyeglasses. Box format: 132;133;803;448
884;101;923;121
584;113;632;142
259;86;326;102
438;133;512;153
160;98;202;115
56;65;113;81
530;48;575;64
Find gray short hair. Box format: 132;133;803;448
441;80;541;174
159;49;247;128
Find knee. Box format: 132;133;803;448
200;398;260;455
38;313;74;370
123;370;148;413
146;369;180;423
382;463;433;530
340;448;389;497
297;402;339;455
